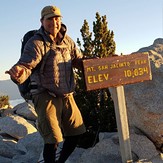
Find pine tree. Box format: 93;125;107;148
75;12;117;146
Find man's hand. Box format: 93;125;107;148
5;66;24;79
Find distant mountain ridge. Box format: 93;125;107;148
0;79;22;100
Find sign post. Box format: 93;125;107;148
110;86;133;163
82;53;152;163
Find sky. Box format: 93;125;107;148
0;0;162;80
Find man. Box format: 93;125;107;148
6;5;86;163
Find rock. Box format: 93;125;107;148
0;115;37;139
0;138;17;158
149;153;163;163
77;133;122;163
67;133;163;163
124;38;163;151
14;102;37;121
0;108;14;117
130;133;159;160
0;155;12;163
13;132;43;163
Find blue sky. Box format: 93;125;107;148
0;0;162;80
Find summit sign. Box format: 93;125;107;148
83;53;152;91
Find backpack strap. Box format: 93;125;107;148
21;30;38;55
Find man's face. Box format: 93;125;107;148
41;16;61;37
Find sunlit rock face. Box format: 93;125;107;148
125;38;163;151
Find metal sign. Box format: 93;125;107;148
83;53;152;91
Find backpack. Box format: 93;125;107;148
18;30;47;101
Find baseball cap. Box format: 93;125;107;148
41;6;62;19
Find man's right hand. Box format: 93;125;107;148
5;66;24;80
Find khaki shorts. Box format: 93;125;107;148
32;91;86;144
